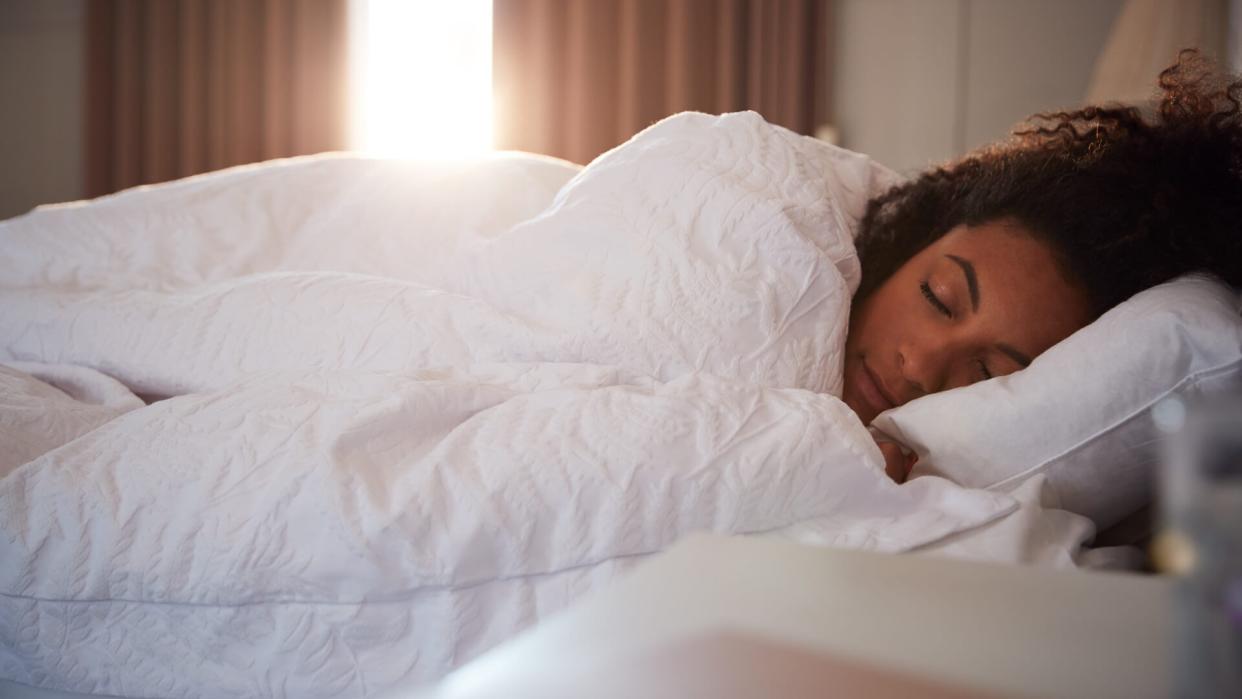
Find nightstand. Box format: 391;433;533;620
425;533;1170;698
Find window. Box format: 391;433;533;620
349;0;493;158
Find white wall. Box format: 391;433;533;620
831;0;964;175
832;0;1125;174
0;0;85;220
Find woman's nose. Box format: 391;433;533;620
897;340;948;396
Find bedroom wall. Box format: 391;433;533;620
832;0;1126;174
0;0;85;220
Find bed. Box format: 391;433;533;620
2;111;1237;699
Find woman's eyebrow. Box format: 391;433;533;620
946;254;979;311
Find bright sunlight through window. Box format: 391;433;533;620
350;0;493;159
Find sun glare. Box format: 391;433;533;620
350;0;493;159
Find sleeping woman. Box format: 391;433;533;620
844;50;1242;482
5;48;1242;698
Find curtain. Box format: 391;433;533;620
493;0;832;165
85;0;349;198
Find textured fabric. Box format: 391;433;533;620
0;113;1016;698
0;363;143;479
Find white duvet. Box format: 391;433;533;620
0;113;1026;698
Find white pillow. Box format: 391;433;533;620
871;274;1242;529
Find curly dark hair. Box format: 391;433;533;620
853;49;1242;317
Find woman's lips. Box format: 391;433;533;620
857;359;897;413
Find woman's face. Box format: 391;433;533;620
843;220;1093;425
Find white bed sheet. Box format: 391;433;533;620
0;113;1098;698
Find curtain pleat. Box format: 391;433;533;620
177;0;206;175
261;0;290;160
85;0;349;198
111;0;141;188
494;0;831;165
141;0;176;180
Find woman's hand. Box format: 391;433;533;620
877;440;918;484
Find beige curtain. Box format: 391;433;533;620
85;0;349;198
493;0;832;165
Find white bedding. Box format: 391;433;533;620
0;113;1075;698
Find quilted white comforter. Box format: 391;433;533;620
0;113;1017;698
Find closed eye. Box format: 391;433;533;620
920;280;952;318
976;359;993;380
